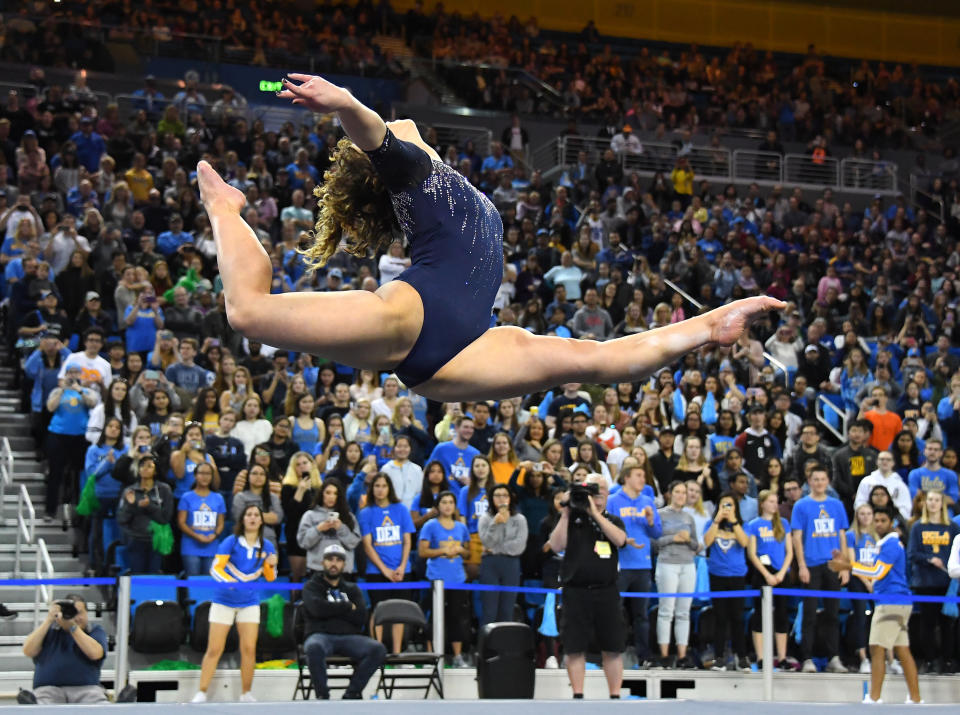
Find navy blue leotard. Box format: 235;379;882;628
365;128;503;388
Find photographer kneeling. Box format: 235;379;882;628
22;596;108;704
548;474;627;699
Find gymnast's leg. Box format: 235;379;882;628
417;297;784;402
197;161;423;369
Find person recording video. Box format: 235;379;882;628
548;473;627;699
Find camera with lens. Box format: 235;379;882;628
563;482;599;513
56;600;78;619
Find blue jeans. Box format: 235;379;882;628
303;632;387;698
479;554;521;626
124;539;162;574
619;568;652;660
182;554;214;576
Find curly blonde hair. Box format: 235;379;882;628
300;137;400;271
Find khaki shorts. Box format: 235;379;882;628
208;603;260;625
868;604;912;649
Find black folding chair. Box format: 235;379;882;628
292;604;357;700
373;599;444;699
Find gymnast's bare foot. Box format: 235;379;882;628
197;160;245;214
707;296;787;347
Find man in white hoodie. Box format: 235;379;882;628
853;451;912;522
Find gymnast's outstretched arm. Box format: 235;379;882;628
278;73;386;150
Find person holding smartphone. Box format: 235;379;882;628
123;287;164;355
702;492;750;671
477;484;527;626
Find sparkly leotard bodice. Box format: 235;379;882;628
365;128;503;388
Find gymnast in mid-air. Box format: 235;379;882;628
196;73;785;401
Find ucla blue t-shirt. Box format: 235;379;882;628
427;441;480;489
606;490;662;569
359;502;416;574
212;535;277;608
178;490;226;556
49;387;90;436
419;518;469;582
745;516;787;571
703;521;747;577
907;466;960;503
456;487;488;534
846;529;878;569
708;434;736;461
790;495;849;567
123;305;164;353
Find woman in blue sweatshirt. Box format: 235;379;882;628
83;416;124;572
906;489;960;673
702;491;750;671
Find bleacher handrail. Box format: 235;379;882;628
0;437;12;521
14;484;35;578
816;393;848;442
33;538;54;629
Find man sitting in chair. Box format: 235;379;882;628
302;543;387;699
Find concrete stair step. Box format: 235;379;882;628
3;436;36;451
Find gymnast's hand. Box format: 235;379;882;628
277;74;354;114
706;296;787;347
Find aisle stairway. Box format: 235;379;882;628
0;343;115;672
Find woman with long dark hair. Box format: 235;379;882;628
177;461;225;576
410;460;451;529
360;473;415;652
477;484;527;625
230;463;283;550
297;478;361;578
85;378;137;446
193;503;277;703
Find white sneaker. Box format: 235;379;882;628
451;654;467;668
905;698;924;704
544;655;559;669
826;656;849;673
239;691;256;702
190;691;207;703
862;695;882;704
859;658;872;674
887;659;904;675
801;659;818;673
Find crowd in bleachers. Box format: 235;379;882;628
5;0;960;677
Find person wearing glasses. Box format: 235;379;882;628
58;327;111;395
778;477;803;521
854;451;912;522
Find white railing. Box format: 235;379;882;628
15;484;35;577
430;123;492;157
732;150;783;184
0;437;12;521
33;538;55;629
840;158;898;192
540;136;898;195
784;153;840;188
816;394;848;442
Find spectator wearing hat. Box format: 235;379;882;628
69;117;105;174
24;327;71;444
75;291;115;335
301;543;386;700
156;214;193;258
18;290;69;344
734;406;782;482
610;125;642;156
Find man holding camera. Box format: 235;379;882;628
548;474;627;699
22;596;108;704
